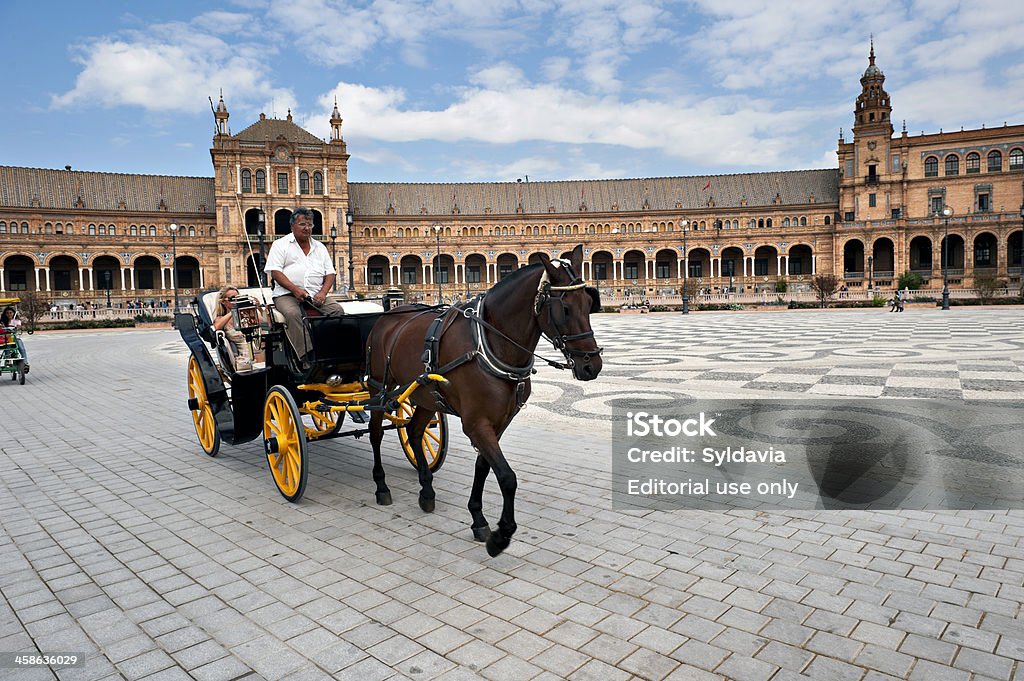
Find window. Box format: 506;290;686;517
299;171;310;195
892;155;901;173
593;262;608;280
401;267;417;284
987;150;1002;172
688;262;702;277
931;196;944;215
89;224;96;235
924;156;938;177
277;173;288;194
754;259;768;276
0;221;6;233
966;153;980;174
624;263;638;279
110;226;117;236
9;270;27;290
313;171;323;195
188;226;196;236
656;262;670;278
130;225;137;236
149;226;157;236
892;208;901;219
499;264;513;280
975;243;992;267
54;270;71;291
824;215;831;225
800;216;807;226
789;260;803;275
241;169;252;192
467;266;481;283
255;170;266;193
869;193;877;208
844;211;855;221
437;266;449;283
782;218;790;227
1011;148;1024;170
139;270;154;289
369;268;384;285
722;260;736;277
867;164;877;183
98;224;106;235
944;155;959;176
977;193;990;212
177;268;194;288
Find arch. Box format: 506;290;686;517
496;253;519;280
753;245;780;277
92;255;123;292
527;252;548;266
274;208;292;235
45;252;84;268
973;232;998;269
2;254;39;292
871;237;895;277
133;255;162;290
310;209;323;235
909;235;933;273
464;253;486;286
367;254;390;287
399;254;422;285
622;249;646;282
244;207;265;235
654;248;678;279
590;250;613;281
46;255;79;292
720;246;743;282
174;255;201;290
787;244;813;276
940;233;965;270
686;248;711;279
246;253;265;287
1008;230;1023;268
843;239;865;276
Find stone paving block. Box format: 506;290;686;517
669;639;730;671
908;659;971;681
951;647;1015;680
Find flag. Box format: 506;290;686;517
703;180;711;191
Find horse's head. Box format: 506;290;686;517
536;245;603;381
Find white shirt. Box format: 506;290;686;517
263;234;336;298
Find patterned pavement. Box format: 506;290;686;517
0;307;1022;680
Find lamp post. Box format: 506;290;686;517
257;208;266;287
941;205;953;310
433;224;443;304
168;222;179;312
867;255;873;291
346;209;355;293
329;224;338;292
680;220;689;314
103;270;112;308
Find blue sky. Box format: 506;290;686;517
2;0;1023;183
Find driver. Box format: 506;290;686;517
1;306;29;374
263;207;343;367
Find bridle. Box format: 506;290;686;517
532;259;604;369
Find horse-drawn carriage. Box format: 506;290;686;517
1;297;28;385
175;288;449;502
176;245;603;556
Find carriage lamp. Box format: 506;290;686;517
168;222;180;313
329;225;338;292
941;205;953;310
680;220;689;315
346;209;355;293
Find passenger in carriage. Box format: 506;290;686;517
1;306;29;374
263;207;343;367
213;287;253;371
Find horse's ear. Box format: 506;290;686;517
570;244;584;273
537;252;551;265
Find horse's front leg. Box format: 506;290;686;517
466;426;517;557
369;410;391;505
408;406;436;513
468;452;491;542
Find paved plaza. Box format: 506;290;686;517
1;307;1023;681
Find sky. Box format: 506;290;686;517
2;0;1023;184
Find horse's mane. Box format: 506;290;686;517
487;262;543;297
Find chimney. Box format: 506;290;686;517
65;165;72;171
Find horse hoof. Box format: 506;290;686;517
419;497;435;513
472;525;491;542
375;491;393;506
486;532;511;557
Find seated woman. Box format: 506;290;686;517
213;287;254;371
1;306;29;373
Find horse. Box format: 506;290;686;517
365;244;603;557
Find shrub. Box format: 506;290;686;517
775;278;788;293
897;270;924;290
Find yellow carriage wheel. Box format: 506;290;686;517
264;386;309;502
396;404;449;472
187;355;220;457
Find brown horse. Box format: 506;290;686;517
365;245;603;556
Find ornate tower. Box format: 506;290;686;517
330;98;344;143
852;40;893;139
214;92;229;136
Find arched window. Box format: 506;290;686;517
1011;148;1024;171
800;216;807;226
44;222;52;234
98;224;106;235
21;222;28;234
188;226;196;237
0;221;6;233
89;224;96;235
130;225;138;236
313;171;323;195
299;170;310;195
824;215;831;225
67;223;74;234
110;225;117;236
924;156;938;177
758;219;764;228
944;154;959;176
150;225;156;236
241;169;252;192
766;218;773;228
988;150;1002;172
255;169;266;193
966;152;980;174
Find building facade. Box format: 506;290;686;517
1;50;1022;305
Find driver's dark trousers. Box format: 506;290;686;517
273;294;344;362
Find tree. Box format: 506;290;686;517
775;277;788;293
897;270;924;291
810;274;839;308
17;290;50;332
974;277;1003;303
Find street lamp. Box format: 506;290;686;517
329;224;338;292
257;208;266;287
433;224;443;304
867;254;873;291
680;220;689;314
167;222;180;312
103;270;112;308
940;205;953;310
346;209;355;293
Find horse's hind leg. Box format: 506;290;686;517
408;407;436;513
468;452;491;542
369;409;391;505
